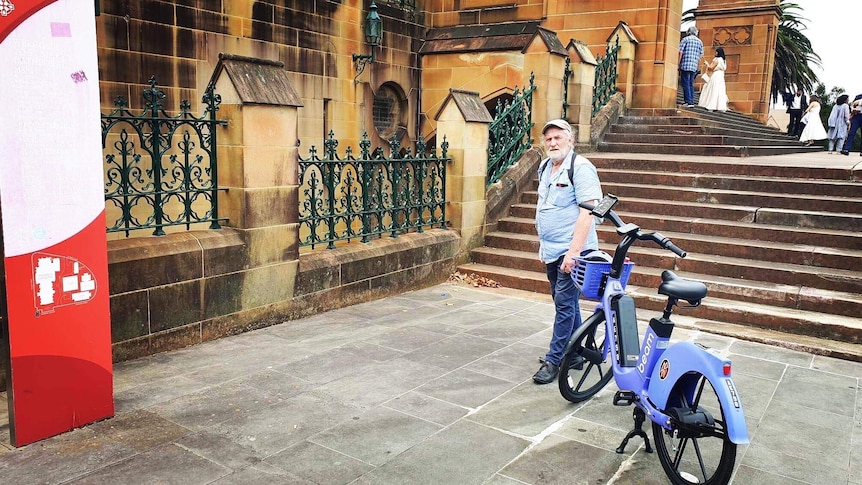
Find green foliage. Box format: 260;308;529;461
771;2;822;104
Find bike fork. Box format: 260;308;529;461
615;406;653;454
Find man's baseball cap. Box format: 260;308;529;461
542;119;573;134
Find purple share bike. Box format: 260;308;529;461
557;194;749;485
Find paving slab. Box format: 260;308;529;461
0;282;859;484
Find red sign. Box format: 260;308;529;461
0;0;114;447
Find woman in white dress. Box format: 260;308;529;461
698;47;728;112
799;95;828;146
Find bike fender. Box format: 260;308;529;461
648;342;750;444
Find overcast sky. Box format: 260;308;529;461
682;0;861;100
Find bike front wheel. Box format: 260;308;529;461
652;372;737;485
558;313;613;403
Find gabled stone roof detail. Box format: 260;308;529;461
608;20;639;45
208;54;303;107
435;89;493;123
420;21;565;56
567;39;598;66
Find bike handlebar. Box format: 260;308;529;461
580;197;687;259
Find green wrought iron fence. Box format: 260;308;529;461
562;57;572;119
102;76;227;237
299;132;450;249
487;73;536;186
592;37;620;117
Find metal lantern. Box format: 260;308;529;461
364;2;383;47
353;2;383;74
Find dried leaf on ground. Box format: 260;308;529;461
448;271;501;288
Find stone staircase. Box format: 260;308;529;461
599;107;821;157
459;147;862;360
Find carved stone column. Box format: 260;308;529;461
694;0;781;121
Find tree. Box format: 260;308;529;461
682;1;821;104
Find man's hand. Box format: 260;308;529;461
560;250;579;274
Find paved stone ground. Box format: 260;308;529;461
1;283;860;484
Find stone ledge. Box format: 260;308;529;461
108;229;248;294
110;229;461;363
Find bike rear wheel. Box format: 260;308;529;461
558;313;613;403
652;372;737;485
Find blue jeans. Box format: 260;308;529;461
544;254;583;366
843;116;862;153
680;70;696;105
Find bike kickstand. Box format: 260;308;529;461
616;407;653;454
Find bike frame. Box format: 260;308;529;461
572;264;750;445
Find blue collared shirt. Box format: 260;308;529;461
679;35;703;72
535;152;602;264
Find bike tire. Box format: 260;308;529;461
558;314;613;403
652;372;737;485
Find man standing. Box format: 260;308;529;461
787;88;808;136
841;94;862;156
532;119;602;384
678;26;704;108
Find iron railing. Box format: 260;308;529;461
487;72;536;186
299;132;450;249
562;57;572;119
102;76;227;236
592;37;620;117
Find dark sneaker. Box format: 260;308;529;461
841;150;850;155
533;362;559;384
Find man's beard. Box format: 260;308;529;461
548;147;567;162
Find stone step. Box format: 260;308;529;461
598;169;862;198
628;286;862;345
485;227;862;273
628;107;770;128
595;228;862;273
678;106;785;129
608;123;794;137
466;284;862;362
597;141;822;157
588;155;857;181
515;191;861;230
455;262;862;344
636;306;862;363
612;116;793;139
621;211;862;250
471;240;862;297
609;123;800;142
602;182;862;214
619;112;781;135
627;264;862;319
498;212;862;251
602;132;797;147
455;262;550;294
617;116;702;126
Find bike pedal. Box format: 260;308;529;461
613;391;636;406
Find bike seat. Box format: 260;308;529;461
658;271;707;304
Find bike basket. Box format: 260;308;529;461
572;259;635;300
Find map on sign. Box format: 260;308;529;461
32;252;97;316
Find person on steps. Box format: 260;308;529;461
827;94;850;154
840;94;862;156
678;26;704;108
799;95;827;146
532;119;603;385
697;47;728;112
786;88;808;137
